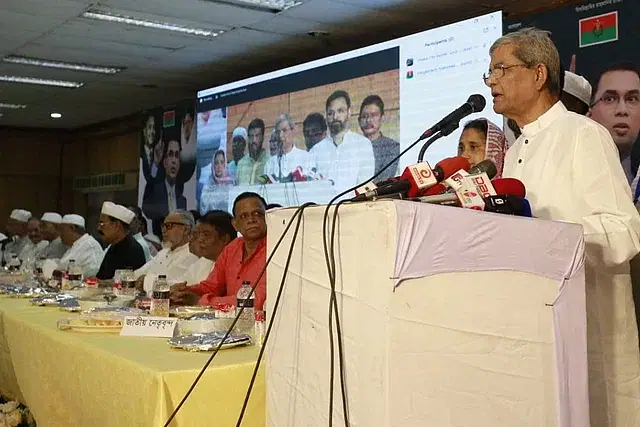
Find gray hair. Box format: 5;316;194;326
274;113;295;132
490;27;562;97
170;209;195;231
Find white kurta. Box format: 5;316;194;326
183;257;214;285
310;130;375;196
134;243;198;293
503;101;640;426
4;235;30;262
264;146;314;181
40;237;69;260
58;234;105;278
18;240;48;262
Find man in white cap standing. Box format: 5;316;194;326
38;212;69;260
58;214;104;277
561;70;591;115
96;202;146;280
4;209;32;262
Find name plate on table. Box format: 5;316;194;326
120;316;177;337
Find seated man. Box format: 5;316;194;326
134;209;198;293
171;192;267;310
39;212;69;259
96;202;146;280
128;206;157;262
182;210;236;285
58;214;105;277
18;217;49;262
4;209;31;263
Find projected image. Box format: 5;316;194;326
196;11;503;212
198;70;400;213
138;102;196;237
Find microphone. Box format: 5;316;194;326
484;195;532;217
468;159;498;179
414;177;526;208
418;94;486;141
492;178;526;198
352;157;470;201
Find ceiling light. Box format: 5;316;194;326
206;0;302;12
50;113;62;119
3;55;123;74
0;75;83;88
0;103;26;109
82;10;224;37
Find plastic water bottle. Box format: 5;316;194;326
68;261;83;289
150;275;170;317
236;281;255;336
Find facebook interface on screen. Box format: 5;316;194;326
195;11;503;213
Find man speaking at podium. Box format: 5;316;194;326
486;28;640;426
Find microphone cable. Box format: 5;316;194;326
322;130;434;427
163;202;314;427
234;202;313;426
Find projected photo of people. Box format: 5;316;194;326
138;103;196;237
201;69;399;210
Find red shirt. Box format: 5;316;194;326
190;237;266;310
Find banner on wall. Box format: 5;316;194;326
504;0;640;182
138;101;196;237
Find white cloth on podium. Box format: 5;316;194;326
266;201;589;427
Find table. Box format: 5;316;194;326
265;200;588;427
0;299;265;427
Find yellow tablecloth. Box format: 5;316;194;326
0;298;265;427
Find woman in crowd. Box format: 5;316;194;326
200;150;234;213
457;118;508;178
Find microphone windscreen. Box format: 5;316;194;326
435;156;471;179
491;178;526;198
423;183;447;196
467;94;486;112
469;159;498;179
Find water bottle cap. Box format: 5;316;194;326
159;275;167;279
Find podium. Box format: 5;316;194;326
265;200;588;427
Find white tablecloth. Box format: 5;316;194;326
265;200;588;427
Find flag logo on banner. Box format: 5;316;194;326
579;11;618;48
163;110;175;127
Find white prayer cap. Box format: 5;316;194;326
41;212;62;224
101;201;135;224
9;209;31;222
563;71;592;106
232;127;248;141
0;233;7;241
62;214;85;228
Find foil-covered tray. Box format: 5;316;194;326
30;293;76;307
169;306;214;318
168;332;252;352
4;285;57;299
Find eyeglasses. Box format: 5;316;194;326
161;222;186;230
591;92;640;109
237;210;265;221
482;63;528;86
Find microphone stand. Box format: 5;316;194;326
417;121;459;162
